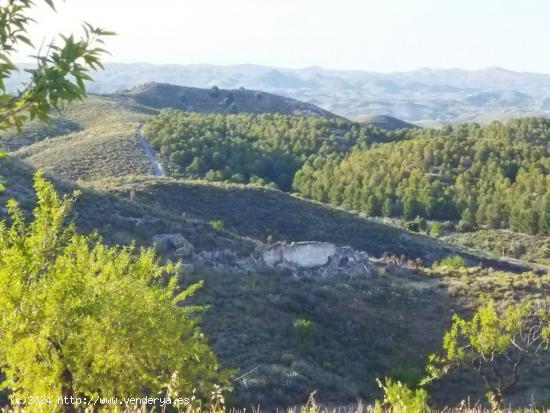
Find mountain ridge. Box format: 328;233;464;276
8;63;550;124
109;81;338;118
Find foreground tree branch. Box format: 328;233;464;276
0;0;115;131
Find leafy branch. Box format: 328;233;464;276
0;0;115;131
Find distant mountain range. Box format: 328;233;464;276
8;63;550;124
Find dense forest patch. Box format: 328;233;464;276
145;112;550;236
145;110;368;190
294;118;550;235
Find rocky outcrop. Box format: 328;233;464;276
152;233;195;257
257;241;371;270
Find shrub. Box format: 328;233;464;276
210;219;224;231
537;390;550;409
293;318;314;351
438;255;466;269
425;299;550;410
510;241;527;258
0;173;226;408
387;366;424;388
209;85;220;98
404;220;420;232
415;216;428;232
374;377;430;413
220;96;233;107
430;222;443;237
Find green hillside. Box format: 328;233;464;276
2;156;548;408
93;176;543;272
144;110;364;189
294;118;550;235
1;86;549;409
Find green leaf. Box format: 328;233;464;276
42;0;56;11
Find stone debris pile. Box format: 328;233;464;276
153;233;373;277
257;241;374;277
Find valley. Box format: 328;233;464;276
2;1;549;411
1;83;549;410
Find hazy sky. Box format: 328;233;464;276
15;0;550;73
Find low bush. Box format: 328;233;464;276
438;255;466;269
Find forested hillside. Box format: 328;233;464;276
145;110;367;189
293;118;550;235
144;111;550;235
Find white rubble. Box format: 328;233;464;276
260;241;337;269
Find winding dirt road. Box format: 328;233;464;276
137;125;165;177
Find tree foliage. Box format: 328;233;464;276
0;150;4;192
0;0;114;131
0;173;225;411
293;118;550;235
374;378;430;413
144;109;367;190
425;299;550;409
146;113;550;235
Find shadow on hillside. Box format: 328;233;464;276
1;160;547;409
114;178;533;272
0;157;246;252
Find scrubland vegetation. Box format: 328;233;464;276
1;2;549;409
0;174;226;407
442;229;550;266
1;153;548;411
3;104;550;410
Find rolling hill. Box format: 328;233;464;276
354;114;418;130
1;88;545;272
3;96;153;181
1;84;549;409
111;82;338;118
1;84;343;183
2;153;548;409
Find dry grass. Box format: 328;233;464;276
3;95;156;182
